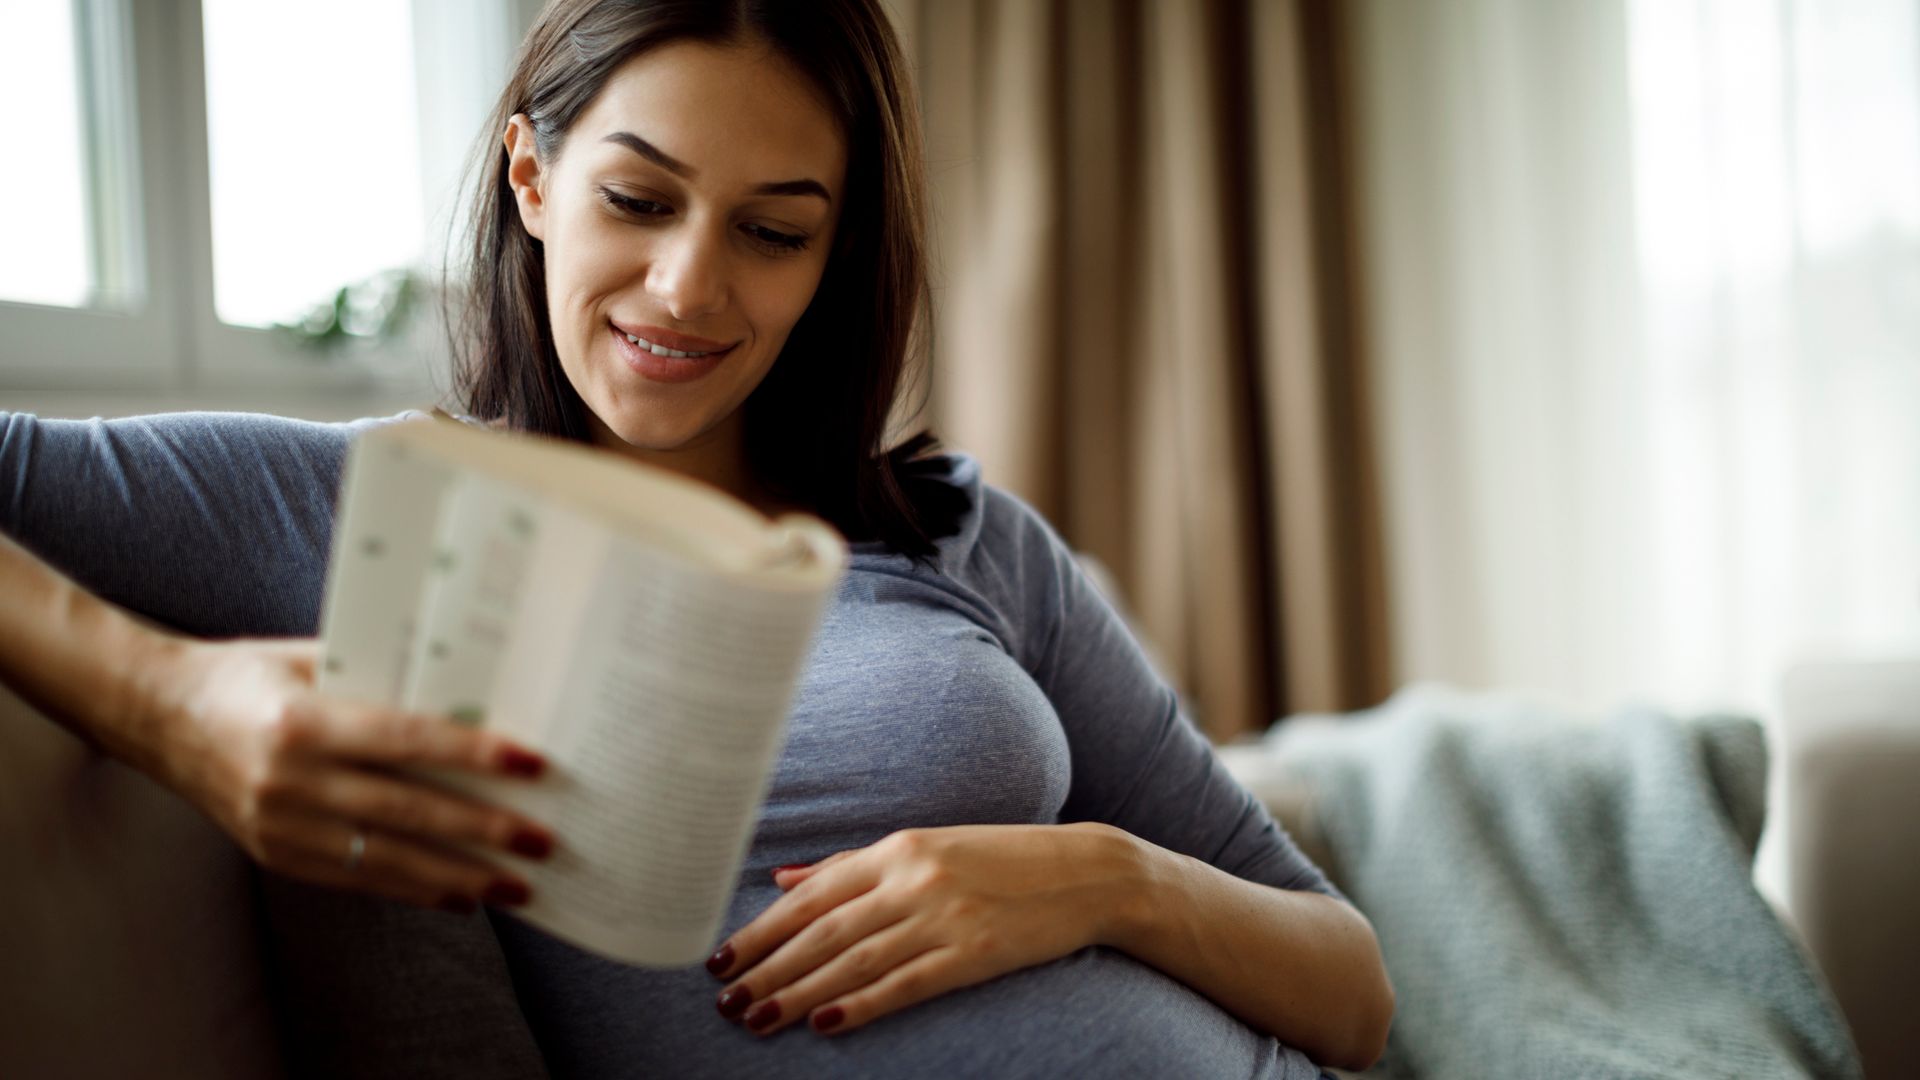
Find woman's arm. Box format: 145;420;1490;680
0;527;555;911
1103;822;1394;1070
0;527;178;769
976;478;1396;1063
716;818;1389;1068
0;407;556;1077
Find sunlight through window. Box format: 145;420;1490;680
201;0;426;328
0;0;93;309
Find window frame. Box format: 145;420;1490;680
1;0;180;389
0;0;533;395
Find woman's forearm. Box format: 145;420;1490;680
0;530;182;770
1095;823;1395;1071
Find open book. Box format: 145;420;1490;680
315;412;847;967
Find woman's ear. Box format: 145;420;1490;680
504;114;548;241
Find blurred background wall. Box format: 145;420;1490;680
2;0;1915;758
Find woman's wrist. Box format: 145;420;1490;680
57;578;196;776
112;619;198;776
1068;821;1166;953
1076;819;1394;1065
0;531;188;771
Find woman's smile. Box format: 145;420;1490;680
610;320;738;383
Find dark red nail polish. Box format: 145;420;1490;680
812;1005;844;1033
716;985;753;1019
744;1000;781;1032
706;942;735;977
510;830;553;859
500;747;546;778
483;880;531;907
438;895;477;915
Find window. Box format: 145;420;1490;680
201;0;426;329
0;0;143;323
0;1;93;309
0;0;533;393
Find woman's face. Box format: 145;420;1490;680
504;39;847;460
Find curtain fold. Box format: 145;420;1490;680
897;0;1392;739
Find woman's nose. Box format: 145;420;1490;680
648;227;726;322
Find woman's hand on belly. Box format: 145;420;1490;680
704;822;1142;1037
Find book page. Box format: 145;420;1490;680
397;475;542;727
316;435;457;704
498;535;838;966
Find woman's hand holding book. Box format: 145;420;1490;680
140;636;560;914
1;530;559;914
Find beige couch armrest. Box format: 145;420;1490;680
1781;658;1920;1080
0;683;282;1079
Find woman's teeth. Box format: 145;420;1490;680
624;333;713;359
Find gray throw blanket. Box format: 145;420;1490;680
1220;685;1861;1080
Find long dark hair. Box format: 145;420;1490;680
446;0;965;560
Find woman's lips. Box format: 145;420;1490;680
610;321;734;353
610;322;734;384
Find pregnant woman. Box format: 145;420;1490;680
0;1;1391;1076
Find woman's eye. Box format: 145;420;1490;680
598;187;808;253
599;189;668;217
744;224;810;253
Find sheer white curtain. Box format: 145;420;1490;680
1353;0;1920;718
1626;0;1920;710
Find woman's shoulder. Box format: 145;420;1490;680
855;451;1122;677
859;449;1075;587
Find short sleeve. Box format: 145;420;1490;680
968;485;1344;901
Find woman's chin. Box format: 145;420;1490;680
599;420;694;453
592;404;720;455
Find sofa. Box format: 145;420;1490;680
2;660;1914;1078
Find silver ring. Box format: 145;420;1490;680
344;829;367;872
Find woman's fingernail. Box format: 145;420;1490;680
744;1000;782;1032
771;864;810;876
439;895;477;915
716;985;753;1019
483;880;531;907
500;747;546;778
705;942;735;977
812;1005;845;1033
510;830;553;859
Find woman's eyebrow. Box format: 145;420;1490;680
600;131;832;204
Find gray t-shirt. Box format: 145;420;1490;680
1;407;1340;1079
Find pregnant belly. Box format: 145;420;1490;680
494;907;1326;1079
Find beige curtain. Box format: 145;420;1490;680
886;0;1390;740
